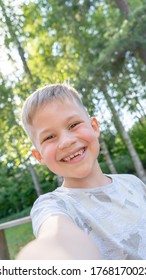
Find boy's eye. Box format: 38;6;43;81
43;135;55;142
69;122;80;129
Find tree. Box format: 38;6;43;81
0;0;46;196
100;137;117;174
0;0;146;218
115;0;146;64
102;87;146;182
20;0;146;182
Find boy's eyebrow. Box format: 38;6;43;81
65;114;81;123
40;128;52;136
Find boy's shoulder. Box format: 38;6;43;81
109;173;141;182
109;173;145;191
110;174;143;183
32;187;67;208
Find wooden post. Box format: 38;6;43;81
0;230;10;260
0;216;31;260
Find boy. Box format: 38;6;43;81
17;83;146;260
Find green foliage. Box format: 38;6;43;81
0;162;37;219
0;207;31;223
113;155;134;174
0;0;146;221
99;154;135;174
129;118;146;165
97;3;146;70
34;164;58;193
0;161;58;219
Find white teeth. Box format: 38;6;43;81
63;148;84;162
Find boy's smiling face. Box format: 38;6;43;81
31;98;100;186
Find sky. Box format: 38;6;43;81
0;45;23;77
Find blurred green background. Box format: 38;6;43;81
0;0;146;259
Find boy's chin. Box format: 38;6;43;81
64;169;94;180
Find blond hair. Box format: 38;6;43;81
21;83;87;141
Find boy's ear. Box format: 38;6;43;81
31;148;45;165
90;117;100;137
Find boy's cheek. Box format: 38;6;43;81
80;128;99;143
40;144;53;155
78;127;95;139
42;147;58;166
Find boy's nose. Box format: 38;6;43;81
58;134;76;150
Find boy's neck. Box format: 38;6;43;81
62;163;112;189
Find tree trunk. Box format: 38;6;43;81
103;90;146;183
0;230;10;260
115;0;131;17
28;163;42;196
100;137;117;174
17;42;32;78
138;46;146;65
0;0;32;78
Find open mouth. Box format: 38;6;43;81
61;147;86;162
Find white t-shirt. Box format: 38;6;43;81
31;174;146;259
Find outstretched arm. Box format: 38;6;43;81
16;215;101;260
